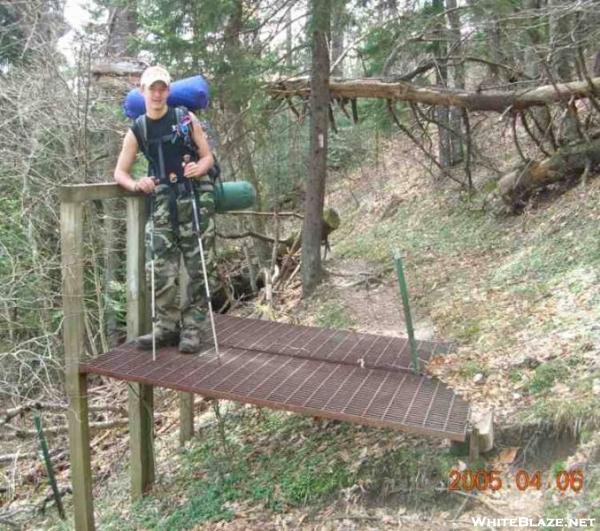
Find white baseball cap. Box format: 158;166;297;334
140;65;171;88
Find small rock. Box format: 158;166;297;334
473;373;486;385
414;320;435;341
513;392;522;400
593;378;600;396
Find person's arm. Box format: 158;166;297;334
183;113;214;179
114;129;155;193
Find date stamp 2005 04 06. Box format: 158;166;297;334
449;469;584;493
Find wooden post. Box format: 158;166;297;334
473;410;494;454
179;262;194;446
179;394;194;446
469;427;480;462
126;197;155;498
61;201;95;531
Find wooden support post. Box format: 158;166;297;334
179;393;194;446
474;410;494;453
126;197;155;498
468;427;480;462
178;261;194;446
61;201;95;531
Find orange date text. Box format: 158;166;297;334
448;469;584;493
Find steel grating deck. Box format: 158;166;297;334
80;315;470;441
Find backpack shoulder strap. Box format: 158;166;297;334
175;106;193;134
174;106;198;152
132;114;149;157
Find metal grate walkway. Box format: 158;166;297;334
81;315;470;441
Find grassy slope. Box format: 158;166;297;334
91;410;460;530
329;147;600;524
333;169;599;432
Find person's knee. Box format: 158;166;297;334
154;272;177;296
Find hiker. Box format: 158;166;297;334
114;65;216;353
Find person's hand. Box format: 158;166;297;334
134;176;156;194
183;161;204;179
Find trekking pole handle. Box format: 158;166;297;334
182;154;192;179
182;155;194;194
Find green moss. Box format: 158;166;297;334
509;369;523;383
521;392;600;433
459;360;488;379
455;321;482;343
550;460;567;477
528;361;569;395
316;301;354;329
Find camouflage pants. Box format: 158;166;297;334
145;185;217;333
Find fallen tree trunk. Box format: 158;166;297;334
498;139;600;206
267;76;600;113
2;418;132;439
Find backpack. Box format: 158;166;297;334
133;106;220;183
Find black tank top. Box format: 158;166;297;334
131;107;197;181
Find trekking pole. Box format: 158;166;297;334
149;191;158;362
183;155;220;358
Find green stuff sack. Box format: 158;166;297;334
214;181;256;213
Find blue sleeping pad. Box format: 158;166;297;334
123;74;210;119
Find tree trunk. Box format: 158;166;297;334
498;139;600;207
446;0;464;165
286;5;301;201
433;0;451;168
286;5;293;69
223;0;271;264
488;19;503;80
330;0;345;78
549;0;578;143
524;0;542;81
105;2;137;57
302;0;330;297
103;1;138;347
549;0;574;83
523;0;551;134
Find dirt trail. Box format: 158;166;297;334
322;256;437;341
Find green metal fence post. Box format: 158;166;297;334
34;414;66;520
393;250;420;373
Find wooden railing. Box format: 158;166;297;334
59;183;191;530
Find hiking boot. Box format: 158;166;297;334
136;328;179;350
179;328;202;354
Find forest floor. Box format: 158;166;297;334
3;132;599;530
